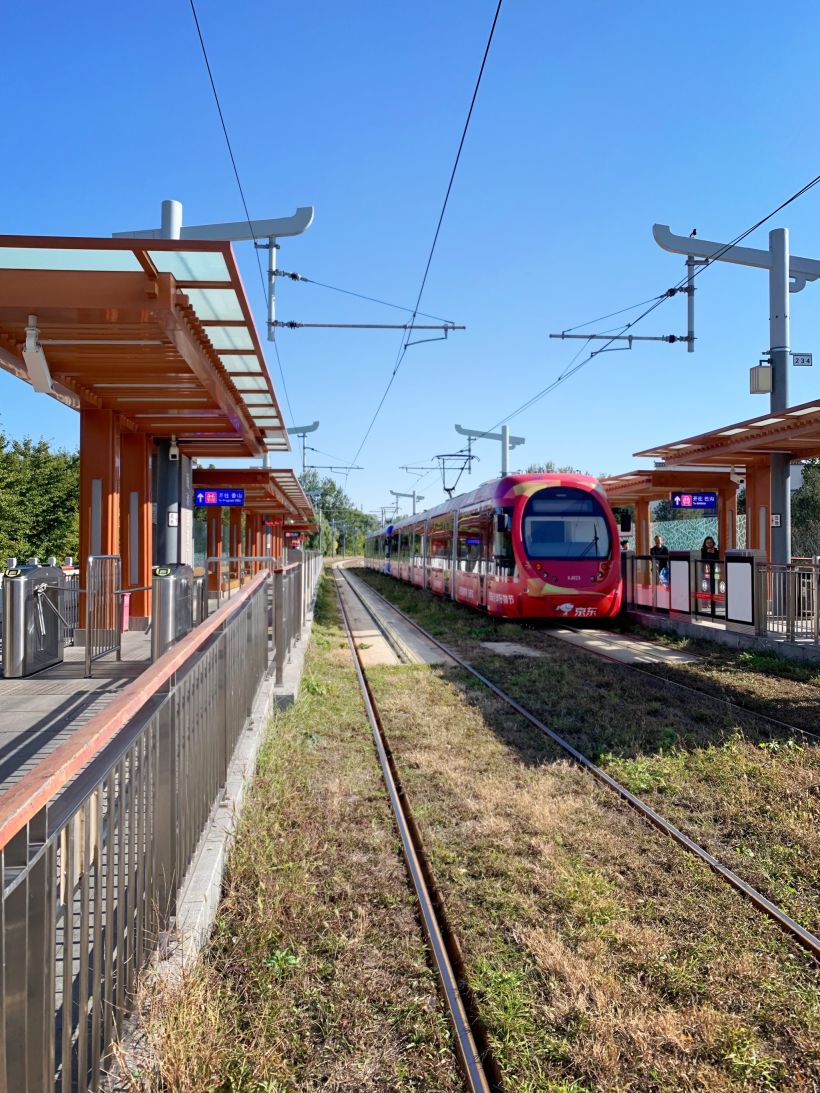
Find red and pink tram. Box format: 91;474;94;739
364;473;622;620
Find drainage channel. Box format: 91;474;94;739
332;567;502;1093
351;572;820;963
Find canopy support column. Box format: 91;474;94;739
120;432;152;625
207;507;223;592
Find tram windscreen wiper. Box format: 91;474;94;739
577;527;600;558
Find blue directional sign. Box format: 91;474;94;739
671;491;717;510
194;488;245;507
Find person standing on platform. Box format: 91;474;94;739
701;536;719;564
650;533;669;585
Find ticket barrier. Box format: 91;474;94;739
2;562;66;678
151;564;194;661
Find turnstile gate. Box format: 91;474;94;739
2;563;66;678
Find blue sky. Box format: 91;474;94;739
2;1;820;516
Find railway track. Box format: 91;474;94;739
341;566;820;962
332;566;502;1093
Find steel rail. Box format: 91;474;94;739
558;624;820;743
332;569;499;1093
354;573;820;962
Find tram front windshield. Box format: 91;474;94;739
523;489;610;560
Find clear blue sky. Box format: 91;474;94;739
2;0;820;516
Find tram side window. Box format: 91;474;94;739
458;522;485;572
493;507;515;575
412;527;425;566
429;519;453;568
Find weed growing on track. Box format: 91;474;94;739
366;660;820;1091
357;569;820;934
131;575;461;1093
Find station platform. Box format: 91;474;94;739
0;632;151;795
625;607;820;665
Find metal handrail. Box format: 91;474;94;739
0;572;271;1092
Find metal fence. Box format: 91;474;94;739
0;572;271;1093
0;552;324;1092
756;563;820;642
206;553;323;684
84;556;122;678
625;554;820;643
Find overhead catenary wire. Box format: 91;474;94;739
348;0;504;469
392;169;820;505
275;271;454;324
188;0;296;426
469;169;820;441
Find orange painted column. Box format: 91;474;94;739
120;432;152;622
229;507;243;579
634;500;651;555
745;464;771;557
252;514;263;572
79;409;121;631
718;484;738;555
245;515;253;572
206;506;223;592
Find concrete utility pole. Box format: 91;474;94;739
653;224;820;565
115;199;314;342
287;421;320;475
390;489;424;515
455;424;525;477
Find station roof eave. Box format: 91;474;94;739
601;468;740;504
192;466;315;523
634;397;820;468
0;234;291;459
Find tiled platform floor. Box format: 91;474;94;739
0;633;151;795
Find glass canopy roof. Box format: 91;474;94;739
0;236;289;458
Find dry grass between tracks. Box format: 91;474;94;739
367;660;820;1092
126;576;461;1093
357;570;820;936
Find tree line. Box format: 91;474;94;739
299;469;378;556
0;430;80;562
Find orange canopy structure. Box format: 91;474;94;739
629;397;820;557
0;235;302;621
601;469;740;555
192;468;315;590
0;234;289;455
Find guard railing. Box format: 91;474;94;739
756;562;820;642
624;554;820;643
0;572;271;1093
84;556;121;678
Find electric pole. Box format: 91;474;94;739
455;424;525;476
652;223;820;564
390;489;424;515
287;421;320;475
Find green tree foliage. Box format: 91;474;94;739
300;470;378;556
0;430;80;561
525;461;587;475
792;459;820;557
